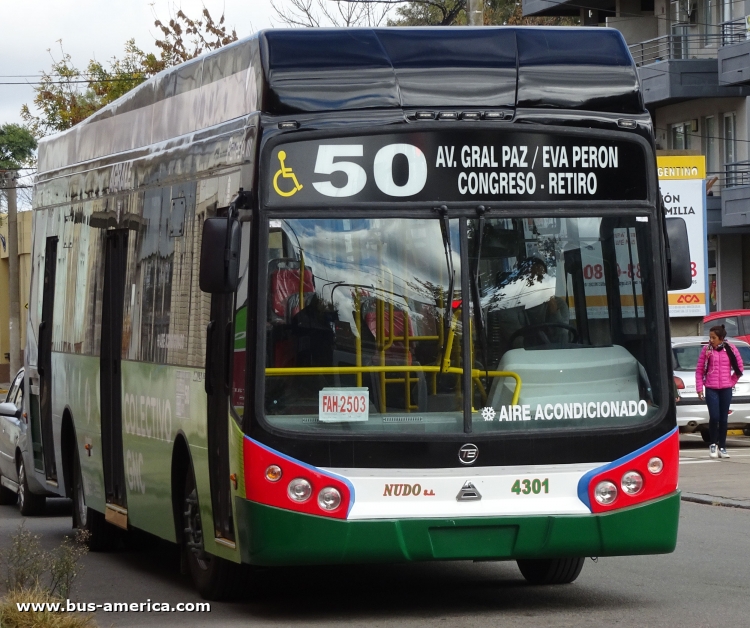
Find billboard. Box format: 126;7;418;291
658;155;707;317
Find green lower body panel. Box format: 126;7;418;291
236;491;680;566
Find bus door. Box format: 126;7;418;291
100;228;129;521
38;236;58;482
206;289;236;543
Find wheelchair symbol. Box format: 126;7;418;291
273;150;303;197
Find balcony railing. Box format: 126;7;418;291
629;33;724;67
720;17;749;46
725;161;750;188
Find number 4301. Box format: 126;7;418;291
511;478;549;495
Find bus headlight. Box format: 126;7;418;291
287;478;312;502
621;471;643;495
594;481;618;505
647;457;663;475
317;487;342;511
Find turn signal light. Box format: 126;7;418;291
265;465;282;482
647;457;663;475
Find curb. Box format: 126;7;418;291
681;492;750;510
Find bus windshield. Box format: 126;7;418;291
263;215;662;434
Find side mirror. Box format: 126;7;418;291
665;217;692;291
200;217;241;293
0;402;21;420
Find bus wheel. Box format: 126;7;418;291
182;468;237;601
72;445;112;551
517;557;585;585
17;458;45;516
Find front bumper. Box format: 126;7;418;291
677;399;750;429
236;491;680;566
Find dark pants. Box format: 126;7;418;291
706;387;733;449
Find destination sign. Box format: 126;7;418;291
263;130;648;206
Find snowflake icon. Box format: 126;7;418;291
481;406;496;421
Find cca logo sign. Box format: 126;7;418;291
677;294;700;304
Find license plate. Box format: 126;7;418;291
319;388;369;422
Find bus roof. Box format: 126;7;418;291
38;27;642;175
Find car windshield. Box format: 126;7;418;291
262;216;662;435
674;343;750;371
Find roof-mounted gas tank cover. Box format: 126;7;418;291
260;27;643;116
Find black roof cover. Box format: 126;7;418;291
259;27;643;115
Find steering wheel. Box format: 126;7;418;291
507;323;579;348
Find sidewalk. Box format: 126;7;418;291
679;433;750;509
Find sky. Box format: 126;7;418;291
0;0;283;127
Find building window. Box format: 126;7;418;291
723;113;736;166
702;116;717;172
722;0;732;24
670;122;691;149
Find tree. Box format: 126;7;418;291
0;124;35;214
21;7;238;137
388;0;576;25
0;124;36;379
0;124;37;172
270;0;575;28
272;0;392;27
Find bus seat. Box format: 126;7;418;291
268;259;315;323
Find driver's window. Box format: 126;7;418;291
467;216;661;430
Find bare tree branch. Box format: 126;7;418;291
271;0;392;27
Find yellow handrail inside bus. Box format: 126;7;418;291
265;365;522;406
298;250;305;311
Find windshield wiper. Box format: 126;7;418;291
437;206;455;364
470;208;489;377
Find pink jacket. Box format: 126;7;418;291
695;343;742;393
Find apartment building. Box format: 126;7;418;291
525;0;750;331
0;210;31;382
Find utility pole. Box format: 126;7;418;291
4;170;21;379
468;0;484;25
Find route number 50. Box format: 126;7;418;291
311;144;428;198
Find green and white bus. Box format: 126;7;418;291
25;27;692;599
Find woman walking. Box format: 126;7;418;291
695;325;744;459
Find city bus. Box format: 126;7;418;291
25;26;692;599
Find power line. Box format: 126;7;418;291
0;77;146;85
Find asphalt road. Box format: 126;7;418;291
0;495;748;628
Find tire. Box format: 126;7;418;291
182;466;238;601
17;458;46;516
743;426;750;437
517;557;585;585
700;429;711;444
0;477;17;505
72;445;113;551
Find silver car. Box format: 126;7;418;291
673;336;750;442
0;369;47;514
